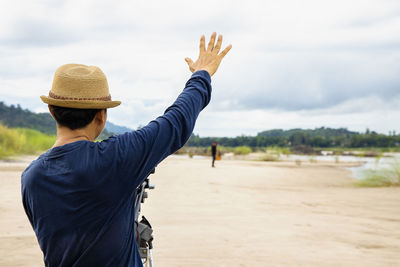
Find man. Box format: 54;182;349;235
21;33;231;266
211;142;217;167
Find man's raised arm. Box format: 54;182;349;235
113;33;231;188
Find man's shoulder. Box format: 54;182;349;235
21;153;47;188
22;151;46;172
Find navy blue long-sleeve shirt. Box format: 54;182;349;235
21;70;211;267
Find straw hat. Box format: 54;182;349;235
40;64;121;109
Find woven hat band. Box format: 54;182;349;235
48;91;112;101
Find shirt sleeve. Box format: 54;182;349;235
106;70;212;190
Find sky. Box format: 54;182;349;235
0;0;399;137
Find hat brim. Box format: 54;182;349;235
40;96;121;109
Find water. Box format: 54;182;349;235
283;153;400;180
346;153;400;180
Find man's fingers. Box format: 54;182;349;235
199;35;205;54
207;32;217;52
185;57;193;65
185;58;195;72
218;44;232;59
213;35;223;54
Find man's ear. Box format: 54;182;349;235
48;105;56;120
95;110;107;125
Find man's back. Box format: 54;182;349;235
22;70;212;266
22;139;143;266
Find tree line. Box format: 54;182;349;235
187;128;400;148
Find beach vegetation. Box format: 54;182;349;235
0;124;25;158
265;146;291;156
0;123;55;159
259;152;280;161
16;128;56;154
309;155;317;163
357;162;400;187
233;146;252;155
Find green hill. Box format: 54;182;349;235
0;102;56;134
257;127;357;138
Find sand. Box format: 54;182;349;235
1;156;399;266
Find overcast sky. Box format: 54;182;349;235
0;0;399;136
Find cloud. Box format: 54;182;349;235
0;19;81;47
0;0;400;136
211;49;400;111
341;8;400;28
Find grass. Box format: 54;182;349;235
175;146;208;156
259;153;280;162
233;146;252;155
357;162;400;187
325;147;400;154
258;148;281;162
309;155;317;163
0;124;25;158
0;123;55;159
17;128;56;154
265;146;291;156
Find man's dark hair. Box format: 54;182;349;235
49;105;106;130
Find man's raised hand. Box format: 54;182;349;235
185;32;232;76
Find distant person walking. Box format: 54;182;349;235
211;142;217;167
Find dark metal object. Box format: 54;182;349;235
135;169;156;267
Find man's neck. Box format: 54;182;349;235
53;126;94;148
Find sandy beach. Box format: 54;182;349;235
1;156;399;266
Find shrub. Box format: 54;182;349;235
233;146;252;155
309;155;317;163
0;124;25;158
357;162;400;187
290;145;318;155
16;128;56;154
259;153;280;161
265;146;291;157
0;123;55;159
